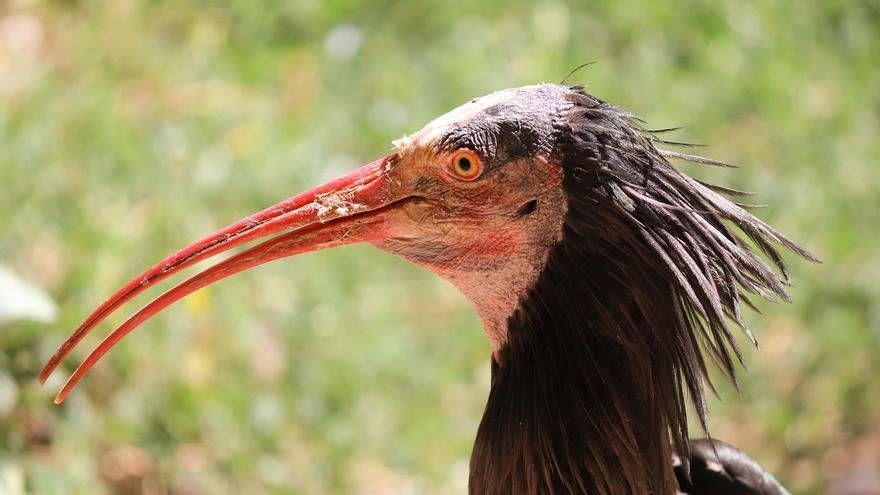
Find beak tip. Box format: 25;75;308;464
37;366;54;385
38;362;57;385
54;384;74;404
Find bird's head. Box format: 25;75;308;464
370;84;572;348
41;83;815;408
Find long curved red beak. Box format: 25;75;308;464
41;155;407;404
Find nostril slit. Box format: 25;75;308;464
517;200;539;216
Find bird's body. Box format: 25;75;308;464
41;83;814;494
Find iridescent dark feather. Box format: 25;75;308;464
469;87;816;494
674;439;791;495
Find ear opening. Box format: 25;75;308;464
516;199;539;216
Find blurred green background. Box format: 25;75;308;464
1;0;878;493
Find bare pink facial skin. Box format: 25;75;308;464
372;152;565;352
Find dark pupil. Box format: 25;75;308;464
457;157;472;172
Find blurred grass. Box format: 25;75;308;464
1;0;878;493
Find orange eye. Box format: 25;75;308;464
448;150;484;181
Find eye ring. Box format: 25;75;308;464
448;149;484;181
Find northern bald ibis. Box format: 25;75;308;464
41;84;816;494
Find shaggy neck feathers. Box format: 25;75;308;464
468;87;814;495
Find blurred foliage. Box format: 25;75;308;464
1;0;878;493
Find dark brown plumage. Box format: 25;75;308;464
469;86;814;494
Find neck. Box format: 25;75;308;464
468;227;688;495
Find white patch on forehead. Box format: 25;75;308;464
392;84;571;150
417;89;521;144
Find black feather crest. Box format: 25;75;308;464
469;88;816;494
